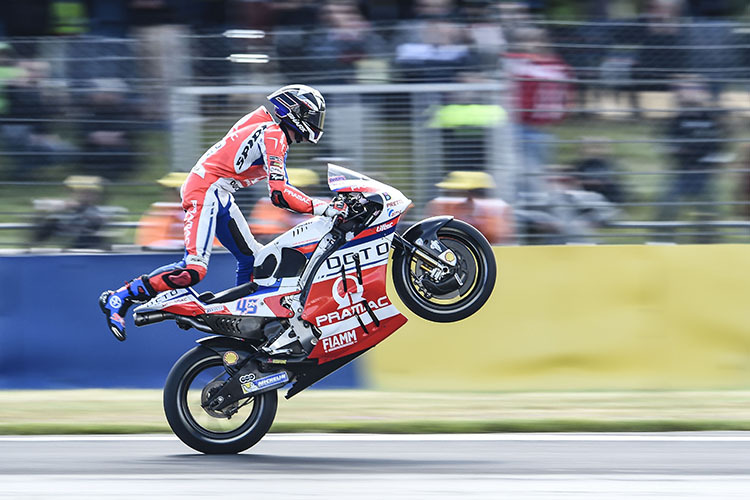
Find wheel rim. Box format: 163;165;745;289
404;228;488;314
177;355;263;440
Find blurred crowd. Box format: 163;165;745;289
1;0;750;249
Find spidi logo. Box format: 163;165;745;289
322;329;357;352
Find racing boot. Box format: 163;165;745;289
99;275;155;341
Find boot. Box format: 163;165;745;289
99;275;154;341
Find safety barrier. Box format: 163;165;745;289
0;252;362;389
370;245;750;391
2;246;748;391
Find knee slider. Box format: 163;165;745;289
154;264;205;289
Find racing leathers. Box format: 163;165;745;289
100;106;328;340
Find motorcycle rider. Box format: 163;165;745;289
99;84;344;341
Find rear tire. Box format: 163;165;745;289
392;219;496;322
163;345;277;454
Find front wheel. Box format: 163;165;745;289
163;345;277;454
392;219;496;322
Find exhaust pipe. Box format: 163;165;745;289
134;311;214;333
133;311;174;327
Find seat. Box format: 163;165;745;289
200;281;259;305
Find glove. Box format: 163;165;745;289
324;199;348;219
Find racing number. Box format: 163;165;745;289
236;298;258;314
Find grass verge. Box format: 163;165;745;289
3;389;750;435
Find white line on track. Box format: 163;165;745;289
2;432;750;442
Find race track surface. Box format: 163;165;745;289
2;433;750;498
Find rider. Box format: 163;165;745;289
99;84;343;341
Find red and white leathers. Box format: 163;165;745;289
149;106;329;293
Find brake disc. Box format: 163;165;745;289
201;380;238;419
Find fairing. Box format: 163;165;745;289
134;164;413;365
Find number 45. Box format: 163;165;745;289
236;298;257;314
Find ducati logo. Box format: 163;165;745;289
332;275;363;309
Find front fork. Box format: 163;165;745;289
392;233;458;288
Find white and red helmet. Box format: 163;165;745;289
267;84;326;143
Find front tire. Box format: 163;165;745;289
392;219;496;322
163;346;277;454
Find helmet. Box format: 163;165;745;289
267;84;326;144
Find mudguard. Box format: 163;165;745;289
197;336;255;357
393;215;454;258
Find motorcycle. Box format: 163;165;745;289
133;164;496;454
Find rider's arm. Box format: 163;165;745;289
263;128;328;215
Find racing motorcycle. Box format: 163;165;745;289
133;164;496;454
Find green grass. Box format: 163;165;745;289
3;389;750;434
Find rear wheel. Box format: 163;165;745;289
163;346;277;454
392;219;496;322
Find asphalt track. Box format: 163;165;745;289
2;433;750;498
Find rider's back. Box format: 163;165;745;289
191;106;287;191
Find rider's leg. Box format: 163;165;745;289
99;182;218;340
98;274;156;341
214;190;262;286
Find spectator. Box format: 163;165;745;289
503;27;574;196
632;0;686;100
736;145;750;220
425;171;515;244
393;0;478;82
656;78;727;228
307;0;387;85
572;137;627;204
1;59;76;180
30;175;110;249
515;167;618;244
78;78;139;180
135;172;188;250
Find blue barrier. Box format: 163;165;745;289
0;252;364;389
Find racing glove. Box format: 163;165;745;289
313;199;348;219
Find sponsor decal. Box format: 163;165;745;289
384;193;392;201
223;351;239;365
183;200;199;247
325;242;389;271
235;298;258;314
269;161;284;173
386;200;402;208
108;295;122;309
269;155;283;163
332;275;364;309
315;295;390;327
329;175;346;183
234;126;265;172
283;187;309;203
185;254;209;268
322;329;357;352
155;289;182;303
376;221;394;233
205;304;227;313
268;160;285;181
240;371;289;394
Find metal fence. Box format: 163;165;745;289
0;17;749;249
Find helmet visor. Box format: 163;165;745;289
306;109;325;143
